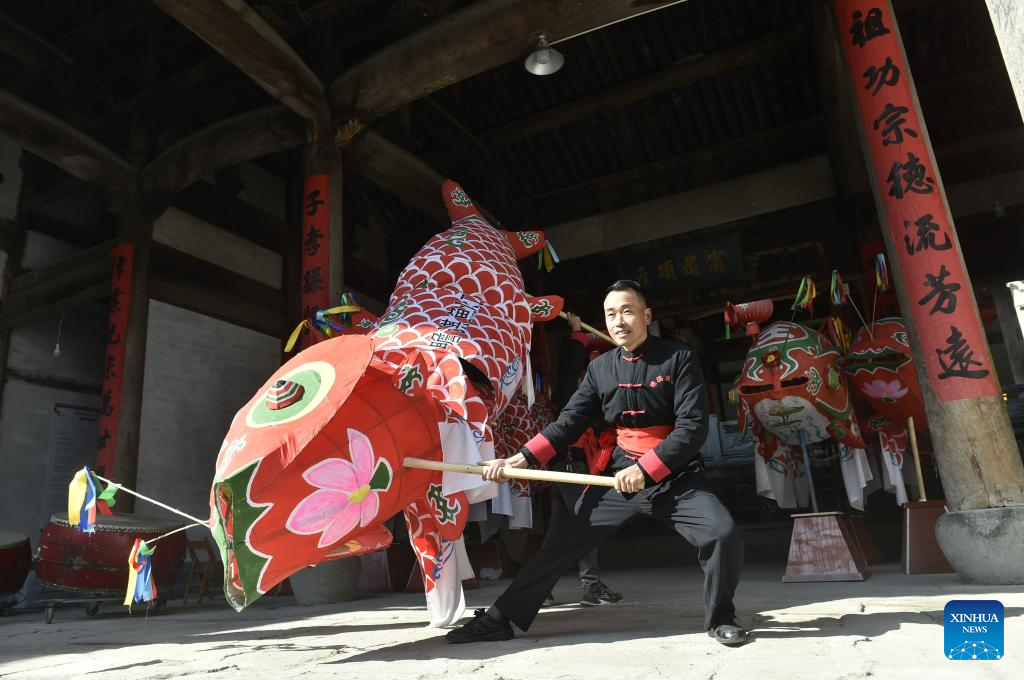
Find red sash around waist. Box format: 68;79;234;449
580;425;672;475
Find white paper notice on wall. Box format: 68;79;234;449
41;403;101;528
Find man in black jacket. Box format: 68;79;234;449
446;280;747;646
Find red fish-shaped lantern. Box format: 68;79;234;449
209;181;563;626
733;313;873;510
841;317;927;504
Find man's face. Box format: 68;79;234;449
604;290;652;351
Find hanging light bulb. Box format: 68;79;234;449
524;34;564;76
53;314;64;358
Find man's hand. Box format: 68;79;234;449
566;312;582;332
480;452;529;482
614;465;646;494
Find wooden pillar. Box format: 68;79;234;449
0;223;26;420
299;119;344;349
993;282;1024;386
0;141;26;428
830;0;1024;511
102;119;152;510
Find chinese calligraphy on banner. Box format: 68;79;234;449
301;175;331;350
620;235;744;293
835;0;999;403
95;244;133;475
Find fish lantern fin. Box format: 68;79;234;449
503;229;547;259
441;180;484;224
527;295;564;322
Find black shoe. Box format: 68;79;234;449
542;592;556;607
707;621;750;647
580;582;623;606
445;608;514;644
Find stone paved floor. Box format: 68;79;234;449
1;564;1021;680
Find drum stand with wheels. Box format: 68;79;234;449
36;593;167;623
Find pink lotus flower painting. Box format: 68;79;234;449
287;428;393;548
862;379;908;404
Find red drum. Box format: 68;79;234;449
0;530;31;594
35;513;186;595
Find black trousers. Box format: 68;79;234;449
544;469;600;587
495;472;743;632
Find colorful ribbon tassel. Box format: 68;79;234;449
791;276;817;313
284;303;363;352
124;538;157;609
830;270;848;306
875;253;890;293
68;466;98;533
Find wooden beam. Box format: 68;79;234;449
2;213;107;248
171;181;286;252
150;0;324;122
544;155;839;260
345;130;502;227
345;130;447;226
149;242;286;338
0;89;133;194
5;367;102;396
141;105;306;200
0;12;73;77
1;240;115;329
56;1;154;49
482;23;808;146
329;0;688;132
8;239;115;294
519;116;826;226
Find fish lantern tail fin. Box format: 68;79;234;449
527;295;564;322
441;180;484;224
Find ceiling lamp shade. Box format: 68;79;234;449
524;34;564;76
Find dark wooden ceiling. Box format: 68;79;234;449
1;0;1021;293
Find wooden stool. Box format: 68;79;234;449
183;537;219;604
902;500;954;575
783;512;870;582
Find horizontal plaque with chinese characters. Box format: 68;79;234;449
620;235;744;292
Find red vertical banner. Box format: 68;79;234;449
835;0;1000;403
95;244;133;476
301;175;331;350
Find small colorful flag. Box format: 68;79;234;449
830;270;848;306
875;253;889;293
124;538;158;609
68;466;98;533
791;276;817;313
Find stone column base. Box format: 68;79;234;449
289;558;363;605
935;506;1024;584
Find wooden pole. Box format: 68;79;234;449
829;0;1024;511
108;116;153;512
402;457;621;488
557;311;614;344
907;416;927;502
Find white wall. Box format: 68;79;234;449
135;301;280;527
0;303;107;546
986;0;1024;125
